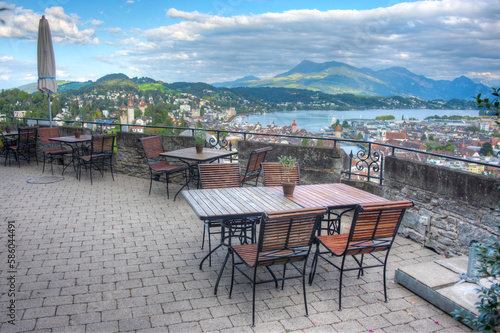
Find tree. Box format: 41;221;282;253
421;133;427;141
317;139;323;147
479;142;494;156
428;135;435;141
301;138;309;146
476;87;500;126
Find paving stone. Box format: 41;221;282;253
0;166;471;333
118;316;151;331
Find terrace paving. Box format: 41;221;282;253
0;163;469;332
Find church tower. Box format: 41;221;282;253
127;93;135;126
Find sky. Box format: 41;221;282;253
0;0;499;90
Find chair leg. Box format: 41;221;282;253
308;243;320;285
109;157;114;181
50;155;54;175
302;259;309;317
42;154;46;173
166;173;170;199
338;256;347;311
383;251;391;303
148;170;153;195
281;264;287;290
229;250;235;299
201;223;206;250
90;161;93;185
252;266;258;327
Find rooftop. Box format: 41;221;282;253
1;163;470;332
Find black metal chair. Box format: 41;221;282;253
240;146;272;186
309;200;414;310
77;134;116;184
38;127;73;175
139;136;189;198
4;127;38;167
228;207;326;327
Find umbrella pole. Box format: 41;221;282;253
48;92;52;127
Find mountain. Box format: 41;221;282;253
217;60;490;101
212;75;260;88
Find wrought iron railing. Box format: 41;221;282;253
6;116;500;185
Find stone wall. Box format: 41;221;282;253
237;140;347;185
383;156;500;256
114;132;195;179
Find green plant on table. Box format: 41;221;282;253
453;223;500;332
278;155;297;183
193;129;206;146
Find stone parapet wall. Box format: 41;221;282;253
383;156;500;256
114;132;194;179
237;140;347;185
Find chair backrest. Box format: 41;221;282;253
256;207;326;266
91;134;116;155
199;163;241;189
346;200;414;255
241;146;272;186
261;162;300;186
38;127;60;145
18;127;37;145
139;136;163;160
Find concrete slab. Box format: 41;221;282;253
398;261;461;289
437;283;480;315
435;256;468;275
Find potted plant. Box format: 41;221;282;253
278;155;297;196
194;129;206;153
1;118;11;133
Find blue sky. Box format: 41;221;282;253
0;0;499;90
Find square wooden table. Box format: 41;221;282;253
161;147;238;200
49;135;92;175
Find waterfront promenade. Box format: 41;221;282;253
0;164;469;332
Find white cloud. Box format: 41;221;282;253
108;0;497;84
0;5;99;44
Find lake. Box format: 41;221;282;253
241;109;480;133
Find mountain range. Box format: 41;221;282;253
212;60;490;101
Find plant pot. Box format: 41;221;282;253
195;145;204;154
75;131;81;139
282;181;296;197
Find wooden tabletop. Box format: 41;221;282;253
182;187;303;219
161;147;237;163
2;131;18;136
183;183;389;220
49;135;92;143
270;183;389;209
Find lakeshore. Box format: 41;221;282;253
240;109;480;133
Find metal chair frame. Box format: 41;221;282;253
5;127;38;167
308;200;414;311
38;127;73;175
240;146;272;186
228;207;326;326
139;136;189;199
77;134;116;184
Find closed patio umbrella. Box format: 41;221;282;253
37;15;57;127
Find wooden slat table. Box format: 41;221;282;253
270;183;389;209
161;147;238;200
183;187;303;220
